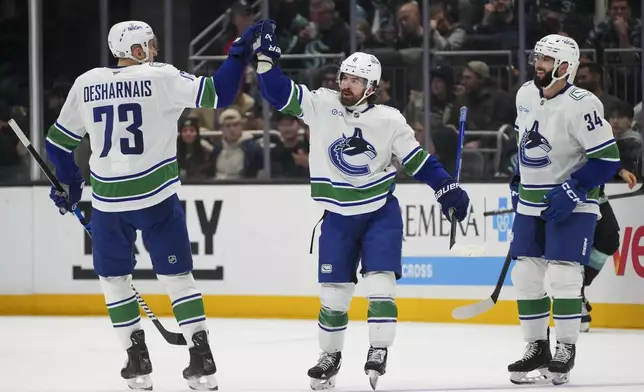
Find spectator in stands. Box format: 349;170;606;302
406;65;455;129
449;61;514;149
375;71;403;111
212;108;263;180
317;64;339;90
472;0;516;34
177;118;216;181
218;0;256;55
0;102;26;181
396;1;424;49
270;113;309;178
575;62;626;118
290;0;350;69
584;0;642;66
609;101;642;184
429;2;467;51
356;19;387;50
44;80;71;136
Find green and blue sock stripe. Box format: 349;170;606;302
367;296;397;324
553;298;582;320
172;293;206;327
106;295;141;328
318;307;348;332
519;311;550;321
178;316;207;327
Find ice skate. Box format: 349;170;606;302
580;296;592;332
549;342;575;385
508;339;552;385
183;331;218;391
121;330;153;391
307;351;341;390
364;347;388;390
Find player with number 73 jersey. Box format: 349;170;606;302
44;20;269;391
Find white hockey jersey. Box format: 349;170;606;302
514;81;619;217
279;82;431;216
46;63;218;212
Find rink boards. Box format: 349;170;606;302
0;184;642;328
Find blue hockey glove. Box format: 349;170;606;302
434;179;470;222
541;179;587;223
254;19;281;64
509;173;520;211
227;20;263;61
49;172;84;215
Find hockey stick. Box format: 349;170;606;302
483;186;644;217
451;250;512;320
447;107;486;257
8;119;187;346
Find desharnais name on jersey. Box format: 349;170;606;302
46;62;219;212
515;81;619;217
272;81;433;216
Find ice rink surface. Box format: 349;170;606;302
0;317;642;392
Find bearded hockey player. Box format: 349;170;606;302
44;20;265;390
508;34;620;386
251;21;470;390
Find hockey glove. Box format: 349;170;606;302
254;19;281;72
227;20;263;62
541;179;587;223
434;179;470;222
49;172;84;215
509;173;520;211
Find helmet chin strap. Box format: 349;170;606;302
544;60;570;89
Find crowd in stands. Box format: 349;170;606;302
0;0;642;183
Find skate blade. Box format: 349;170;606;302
551;372;570;386
187;374;218;391
310;375;336;390
126;375;153;391
509;369;551;385
367;370;380;390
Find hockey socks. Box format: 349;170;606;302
517;296;550;341
99;275;142;350
318;307;348;353
553;297;582;344
367;297;397;347
157;273;208;348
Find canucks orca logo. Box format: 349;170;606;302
519;120;552;168
328;127;377;176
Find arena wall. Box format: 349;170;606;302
1;184;642;329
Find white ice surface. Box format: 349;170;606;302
0;317;642;392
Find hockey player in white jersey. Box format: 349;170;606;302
44;20;265;390
507;34;620;386
252;21;470;390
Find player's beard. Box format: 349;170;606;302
340;89;362;107
533;67;555;88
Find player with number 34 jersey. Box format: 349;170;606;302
507;34;620;387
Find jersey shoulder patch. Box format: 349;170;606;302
568;87;592;101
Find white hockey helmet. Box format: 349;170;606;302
108;21;157;63
337;52;382;105
530;34;580;89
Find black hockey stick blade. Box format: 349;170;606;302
451;251;512;320
483;186;644;217
132;285;187;346
8;119;186;346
